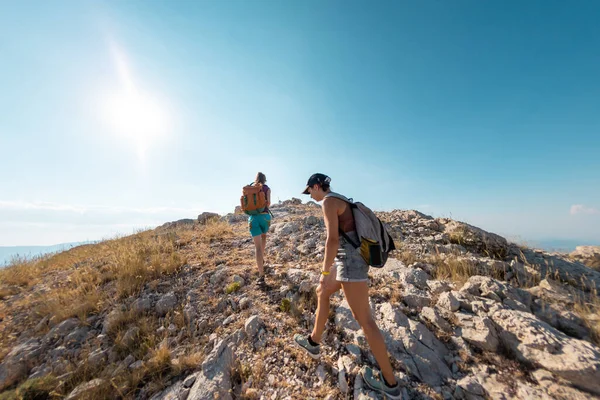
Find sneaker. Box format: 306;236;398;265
293;333;320;359
255;275;267;289
360;366;402;399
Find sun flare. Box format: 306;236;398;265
105;89;168;157
102;42;171;160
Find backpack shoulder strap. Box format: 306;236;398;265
324;192;354;204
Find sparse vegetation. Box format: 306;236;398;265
1;205;599;399
571;254;600;271
199;219;234;243
427;253;477;285
573;283;600;346
14;375;57;400
226;281;241;294
448;225;508;259
392;243;419;266
280;298;291;313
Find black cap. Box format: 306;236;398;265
302;173;331;194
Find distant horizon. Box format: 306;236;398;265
1;205;597;266
1;235;596;267
0;201;598;249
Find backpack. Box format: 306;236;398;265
325;192;396;268
241;183;268;215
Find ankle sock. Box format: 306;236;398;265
307;335;319;347
383;376;396;388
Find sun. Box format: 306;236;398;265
105;88;168;159
102;42;171;160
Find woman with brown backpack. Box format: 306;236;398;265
241;172;272;288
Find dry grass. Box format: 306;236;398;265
391;243;419;266
33;265;105;322
12;375;58;400
0;220;248;398
0;255;43;288
0;229;192;372
34;287;104;323
574;284;600;346
570;254;600;271
250;359;266;388
173;350;204;373
0;285;19;300
104;231;187;298
427;253;477;286
199;219;234;243
146;342;173;375
449;225;508;259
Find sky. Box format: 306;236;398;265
1;0;599;247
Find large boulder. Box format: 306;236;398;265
442;220;509;258
188;340;236;400
402;285;431;309
490;308;600;395
518;248;600;293
461;276;531;309
533;302;589;339
197;212;220;225
454;312;499;352
0;359;27;391
378;303;451;386
271;221;301;236
569;246;600;269
156;292;178;317
65;379;106;400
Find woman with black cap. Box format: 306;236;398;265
294;173;401;399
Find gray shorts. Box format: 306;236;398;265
335;231;369;282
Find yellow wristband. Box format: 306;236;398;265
321;271;330;276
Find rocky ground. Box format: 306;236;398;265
1;199;600;399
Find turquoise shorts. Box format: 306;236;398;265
249;213;271;237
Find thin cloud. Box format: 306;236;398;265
0;201;201;215
570;204;599;215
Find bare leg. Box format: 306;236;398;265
252;235;264;276
342;281;396;386
310;272;342;343
261;234;267;262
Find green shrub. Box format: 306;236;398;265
15;375;57;400
280;298;291;313
225;282;241;294
0;390;17;400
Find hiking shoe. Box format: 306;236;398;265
255;275;267;289
360;366;402;399
293;333;320;359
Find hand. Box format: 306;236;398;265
319;266;337;291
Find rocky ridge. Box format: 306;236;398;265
0;200;599;399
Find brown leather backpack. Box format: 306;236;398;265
240;183;267;215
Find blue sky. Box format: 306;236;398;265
1;0;599;247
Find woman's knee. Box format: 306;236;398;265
350;307;375;326
359;316;380;333
316;284;334;300
316;284;325;298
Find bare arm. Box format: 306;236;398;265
322;198;339;273
266;188;271;207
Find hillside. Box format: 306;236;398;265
1;200;599;399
